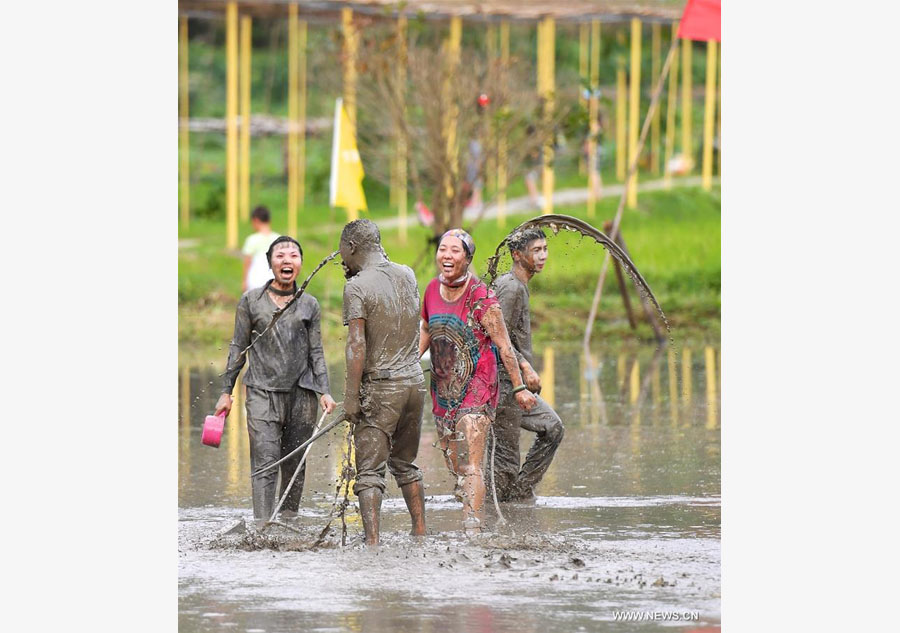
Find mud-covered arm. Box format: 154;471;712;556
418;319;431;358
307;300;331;396
481;305;525;389
494;281;526;366
221;295;252;395
344;319;366;420
482;305;537;410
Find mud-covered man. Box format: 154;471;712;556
216;236;337;521
486;228;565;501
340;219;427;546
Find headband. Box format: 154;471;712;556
439;228;475;259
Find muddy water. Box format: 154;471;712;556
179;343;720;632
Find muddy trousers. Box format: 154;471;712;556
486;380;564;502
245;385;318;519
353;377;426;495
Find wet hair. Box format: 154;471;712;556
266;235;303;266
507;228;546;255
340;218;382;251
251;205;270;223
439;228;475;260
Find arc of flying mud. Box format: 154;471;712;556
483;214;669;333
221;250;340;378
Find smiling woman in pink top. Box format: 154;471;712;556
419;228;536;534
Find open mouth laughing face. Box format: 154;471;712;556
436;236;469;280
269;243;302;286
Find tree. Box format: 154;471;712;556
354;22;567;241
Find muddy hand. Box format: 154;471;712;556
515;389;537;411
523;365;541;393
344;396;363;425
215;393;233;417
319;393;337;414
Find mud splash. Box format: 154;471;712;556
483;214;669;334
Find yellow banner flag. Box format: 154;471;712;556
329;97;367;219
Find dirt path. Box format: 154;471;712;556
326;175;716;232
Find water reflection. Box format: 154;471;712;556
179;343;720;506
706;345;718;430
178;342;721;631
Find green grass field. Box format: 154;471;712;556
180;23;720;364
179;180;720;364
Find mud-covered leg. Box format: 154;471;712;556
353;421;390;547
454;414;490;533
437;423;464;502
391;380;427;537
400;481;426;536
512;395;564;500
486;383;523;502
278;388;318;513
245;389;281;520
357;488;383;546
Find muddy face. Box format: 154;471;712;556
339;239;357;279
269;244;302;286
437;236;470;279
513;238;548;275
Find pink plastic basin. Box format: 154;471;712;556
201;413;226;448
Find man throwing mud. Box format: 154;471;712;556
216;236;337;521
487;228;565;501
340;219;427;546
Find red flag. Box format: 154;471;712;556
678;0;721;42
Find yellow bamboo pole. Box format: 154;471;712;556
397;16;408;244
626;18;641;209
579;22;588;96
587;19;600;218
497;21;509;228
615;30;626;181
287;4;298;237
239;15;252;222
298;19;307;233
651;22;661;176
681;37;693;173
538;17;555;215
663;22;680;188
579;23;588;176
342;8;359;221
705;346;717;429
389;15;398;210
444;16;462;203
486;23;496;197
542;346;555;407
179;16;190;229
702;39;717;190
225;2;238;249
